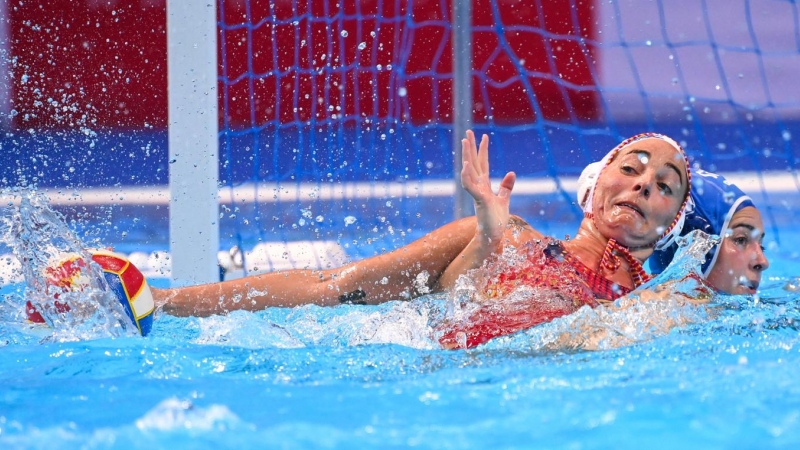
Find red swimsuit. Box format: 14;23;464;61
437;239;632;349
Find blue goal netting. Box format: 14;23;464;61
6;0;797;272
216;0;800;263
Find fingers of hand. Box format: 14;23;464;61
461;139;478;178
466;129;476;151
498;172;516;200
462;130;488;175
460;159;473;187
479;134;490;174
461;130;497;199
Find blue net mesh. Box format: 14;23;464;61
217;0;800;263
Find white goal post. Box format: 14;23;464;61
166;0;220;286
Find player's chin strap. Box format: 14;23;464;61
603;196;693;287
586;212;652;288
599;238;652;288
653;196;694;251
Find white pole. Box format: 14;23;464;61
166;0;220;286
0;0;11;128
452;0;474;219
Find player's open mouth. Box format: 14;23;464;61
740;279;759;293
617;202;644;218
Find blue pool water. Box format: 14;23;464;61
2;193;800;449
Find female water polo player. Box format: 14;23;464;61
647;169;769;295
576;162;770;295
134;130;766;346
528;170;772;353
153;130;689;317
153;131;693;341
23;130;767;348
433;130;692;347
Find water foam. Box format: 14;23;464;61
450;230;724;351
0;188;138;341
135;397;249;432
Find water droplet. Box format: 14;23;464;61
340;30;348;38
723;191;735;204
357;42;366;51
344;216;357;226
398;87;407;97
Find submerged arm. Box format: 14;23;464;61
542;274;714;352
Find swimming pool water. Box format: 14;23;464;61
3;274;800;449
2;193;800;449
1;293;800;449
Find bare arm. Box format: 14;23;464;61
438;130;521;290
542;275;714;352
153;216;477;317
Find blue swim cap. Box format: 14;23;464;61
649;170;754;276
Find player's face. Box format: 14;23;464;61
705;207;770;295
591;138;688;248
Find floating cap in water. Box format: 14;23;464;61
649;170;754;276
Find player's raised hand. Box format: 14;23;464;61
460;130;516;247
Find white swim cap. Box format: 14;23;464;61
580;133;692;250
576;161;602;209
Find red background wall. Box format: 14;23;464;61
7;0;596;129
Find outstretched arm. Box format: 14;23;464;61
153;216;477;316
438;130;528;290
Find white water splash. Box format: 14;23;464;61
482;230;724;352
135;397;250;432
0;188;138;341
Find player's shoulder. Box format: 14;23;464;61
507;215;544;243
